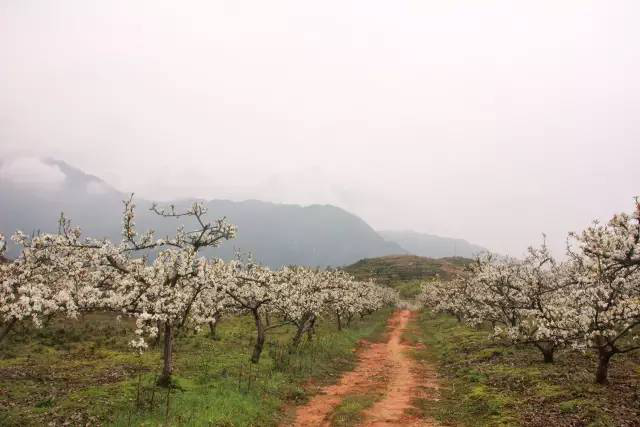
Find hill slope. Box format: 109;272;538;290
379;230;487;258
0;157;406;267
344;255;471;283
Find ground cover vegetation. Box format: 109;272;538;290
0;195;398;426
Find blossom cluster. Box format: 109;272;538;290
419;199;640;382
0;196;397;377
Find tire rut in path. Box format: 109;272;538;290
288;310;440;427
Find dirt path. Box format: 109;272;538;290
288;310;440;427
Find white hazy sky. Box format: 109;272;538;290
1;0;639;257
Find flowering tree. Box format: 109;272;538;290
191;261;236;340
578;199;640;269
270;266;327;349
221;262;398;361
323;271;360;331
350;279;398;320
0;222;109;345
95;197;237;385
325;272;398;330
219;259;286;363
420;276;474;322
420;200;640;382
489;245;572;363
562;205;640;384
421;246;573;363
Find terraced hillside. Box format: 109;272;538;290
344;255;472;299
344;255;471;283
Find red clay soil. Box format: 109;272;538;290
288;310;440;427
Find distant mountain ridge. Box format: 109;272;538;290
0;157;406;267
0;157;489;266
379;230;488;259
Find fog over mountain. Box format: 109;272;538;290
2;1;640;258
0;157;408;267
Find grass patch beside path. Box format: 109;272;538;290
406;310;640;427
0;309;392;427
328;392;382;427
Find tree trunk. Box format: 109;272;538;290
251;310;266;364
290;314;313;351
595;348;613;385
534;343;555;364
157;324;173;387
306;317;316;341
336;311;342;331
0;318;17;344
209;321;219;340
153;320;163;348
290;323;305;351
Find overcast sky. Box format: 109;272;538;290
1;0;639;257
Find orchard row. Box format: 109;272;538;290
420;200;640;384
0;196;398;385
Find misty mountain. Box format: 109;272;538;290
0;158;406;267
379;230;487;259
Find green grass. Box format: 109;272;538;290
406;310;640;427
0;309;392;426
328;393;382;427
